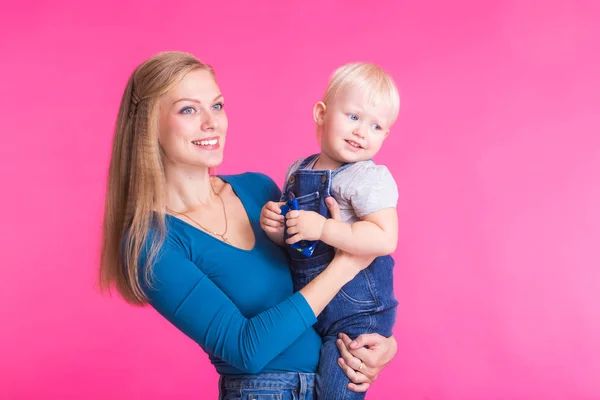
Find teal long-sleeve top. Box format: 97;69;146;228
139;172;322;375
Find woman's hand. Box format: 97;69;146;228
336;332;398;392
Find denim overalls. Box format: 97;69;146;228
282;154;398;400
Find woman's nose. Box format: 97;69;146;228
201;112;219;131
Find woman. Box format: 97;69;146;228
99;51;397;399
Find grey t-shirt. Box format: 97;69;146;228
283;158;398;224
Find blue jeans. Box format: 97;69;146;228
282;155;398;400
219;372;316;400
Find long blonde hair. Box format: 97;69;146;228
99;51;214;305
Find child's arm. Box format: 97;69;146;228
323;208;397;255
260;201;286;247
285;208;398;256
285;163;399;256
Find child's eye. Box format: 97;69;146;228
371;124;381;131
212;102;224;111
348;114;359;121
180;106;196;115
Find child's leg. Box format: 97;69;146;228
317;335;366;400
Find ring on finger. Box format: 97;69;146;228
357;361;364;372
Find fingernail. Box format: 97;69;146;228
350;341;358;347
338;333;342;339
338;360;343;368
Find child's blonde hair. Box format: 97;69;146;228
323;62;400;125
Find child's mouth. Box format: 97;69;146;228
345;139;363;149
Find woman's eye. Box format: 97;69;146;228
212;102;224;111
180;106;195;115
348;114;358;121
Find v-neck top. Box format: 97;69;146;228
139;172;321;375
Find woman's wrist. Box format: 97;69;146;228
299;257;357;316
327;255;360;283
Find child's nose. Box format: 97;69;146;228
353;126;366;138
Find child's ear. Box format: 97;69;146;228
384;130;390;138
313;102;327;125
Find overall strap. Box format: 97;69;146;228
331;159;359;177
298;154;320;170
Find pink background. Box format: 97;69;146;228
1;1;599;399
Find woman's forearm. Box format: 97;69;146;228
299;257;359;316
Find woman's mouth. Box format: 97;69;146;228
192;137;220;150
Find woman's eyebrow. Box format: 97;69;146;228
173;94;223;105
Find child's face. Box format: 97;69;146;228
317;85;393;167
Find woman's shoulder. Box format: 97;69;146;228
220;172;281;204
221;171;276;187
125;216;188;263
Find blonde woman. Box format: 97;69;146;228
100;51;397;399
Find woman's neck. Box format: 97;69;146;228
164;165;216;213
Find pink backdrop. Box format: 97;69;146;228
1;1;599;399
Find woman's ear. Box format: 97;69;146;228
313;101;327;126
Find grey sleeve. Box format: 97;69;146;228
345;164;398;218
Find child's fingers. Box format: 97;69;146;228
286;210;300;219
286;218;298;227
266;201;283;212
262;218;283;229
286;233;302;244
268;201;288;211
263;208;284;222
260;208;284;228
263;225;282;233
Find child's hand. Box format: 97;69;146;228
260;201;285;234
285;210;326;244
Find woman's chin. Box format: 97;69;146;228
186;150;224;169
201;155;224;169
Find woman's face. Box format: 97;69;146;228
158;68;228;171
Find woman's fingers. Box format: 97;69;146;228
337;336;379;380
325;197;342;221
337;358;373;384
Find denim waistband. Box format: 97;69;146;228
219;372;316;390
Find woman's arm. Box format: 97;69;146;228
300;246;374;316
142;200;371;375
143;246;313;374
